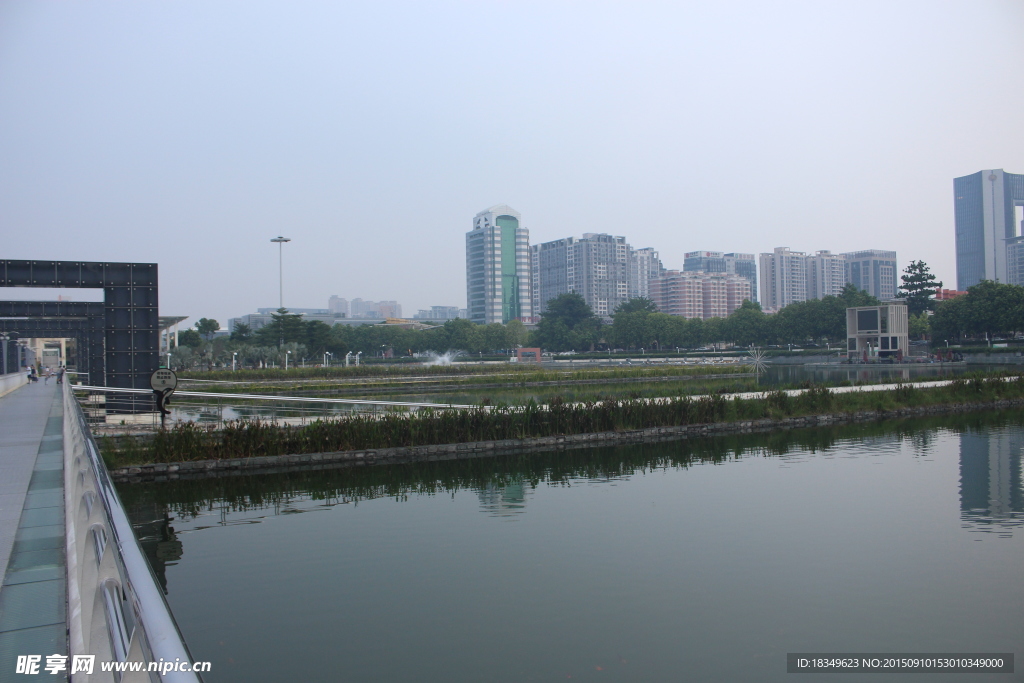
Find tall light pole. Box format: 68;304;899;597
270;236;291;310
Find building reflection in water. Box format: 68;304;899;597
478;482;528;517
960;428;1024;533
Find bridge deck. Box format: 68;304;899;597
0;381;68;674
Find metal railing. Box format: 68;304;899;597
63;382;203;682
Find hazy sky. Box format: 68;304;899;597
2;1;1022;326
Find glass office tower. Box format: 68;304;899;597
466;205;533;325
955;169;1024;289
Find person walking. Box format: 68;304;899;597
43;366;50;384
57;367;65;385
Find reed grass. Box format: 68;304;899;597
100;374;1024;468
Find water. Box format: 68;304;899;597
121;411;1024;682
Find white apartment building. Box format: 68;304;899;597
759;247;808;312
807;250;847;299
631;247;664;300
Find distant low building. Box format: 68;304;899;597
232;309;348;331
934;288;967;301
413;306;465;321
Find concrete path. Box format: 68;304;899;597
0;381;67;676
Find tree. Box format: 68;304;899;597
899;260;942;316
534;293;601;352
304;320;334;354
838;283;880;308
610;298;659;349
908;312;930;340
961;280;1024;338
230;322;252;343
614;298;657;315
440;318;481;352
196;317;220;341
177;329;202;349
504;319;528;349
723;299;767;346
930;295;968;343
254;308;306;346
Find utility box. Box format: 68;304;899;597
846;304;909;360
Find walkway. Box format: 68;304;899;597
0;381;67;673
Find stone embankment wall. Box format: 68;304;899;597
110;398;1024;484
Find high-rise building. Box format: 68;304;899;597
806;250;847;299
759;248;808;312
348;299;403;318
683;251;757;302
466;205;533;324
954;169;1024;289
631;247;664;300
650;271;752;320
328;296;349;316
531;233;635;319
841;249;897;301
1007;236;1024;287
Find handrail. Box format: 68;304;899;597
72;384;480;409
63;382;203;682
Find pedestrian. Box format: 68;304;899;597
43;367;50;384
57;367;65;385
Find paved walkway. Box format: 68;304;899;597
0;381;67;674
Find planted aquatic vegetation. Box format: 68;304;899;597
99;375;1024;467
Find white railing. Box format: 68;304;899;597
0;369;27;397
63;382;203;682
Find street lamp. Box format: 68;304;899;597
285;350;291;371
270;236;291;310
232;352;237;372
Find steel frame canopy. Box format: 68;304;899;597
0;260;159;390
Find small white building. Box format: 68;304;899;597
846;304;908;360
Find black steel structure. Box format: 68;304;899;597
0;260;159;390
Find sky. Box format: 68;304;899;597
1;1;1022;327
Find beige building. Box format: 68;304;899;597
846;304;908;360
650;271;752;320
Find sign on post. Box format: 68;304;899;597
150;369;177;422
150;369;178;392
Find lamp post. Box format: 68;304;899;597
1;333;9;375
232;352;237;372
270;236;291;310
285;350;291;371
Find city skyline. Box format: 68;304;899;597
1;3;1021;325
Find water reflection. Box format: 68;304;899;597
477;482;528;517
120;408;1024;594
960;429;1024;534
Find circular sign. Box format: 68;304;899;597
150;369;178;392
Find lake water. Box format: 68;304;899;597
121;410;1023;682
